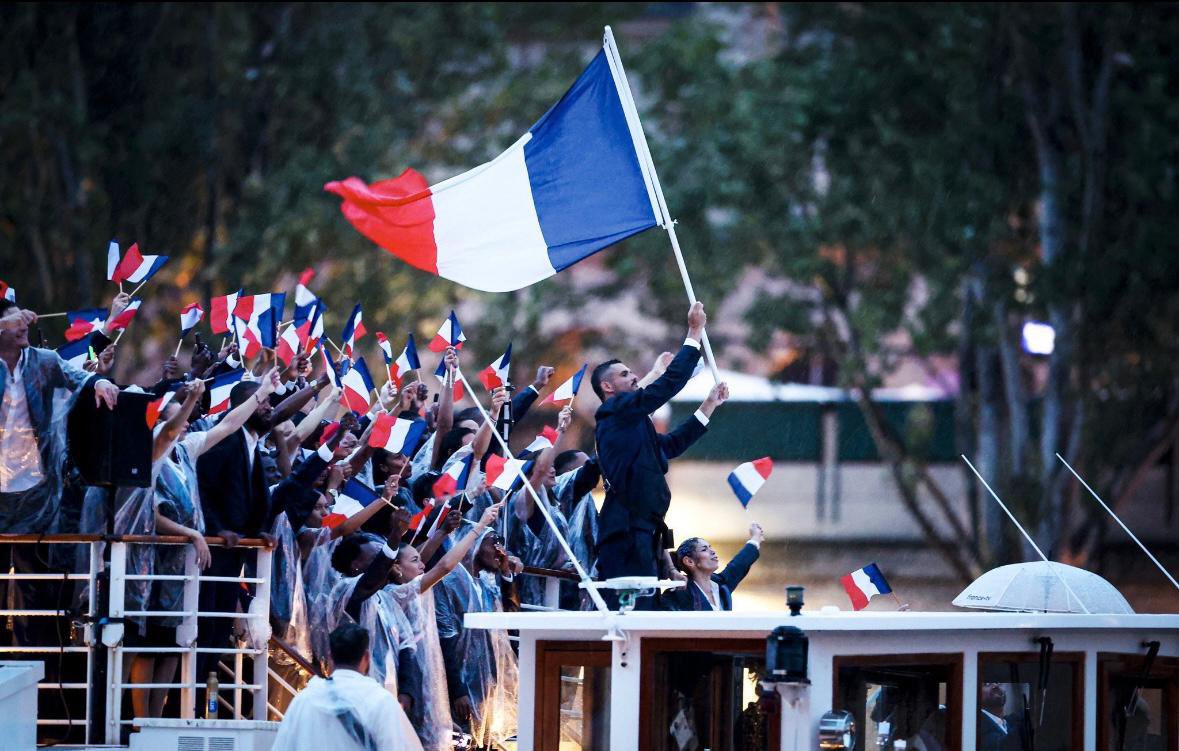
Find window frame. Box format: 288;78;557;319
534;640;613;751
1096;651;1179;751
975;650;1085;750
830;652;964;751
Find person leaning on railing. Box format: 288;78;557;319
115;369;282;719
0;298;120;647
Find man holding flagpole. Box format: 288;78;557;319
591;302;728;602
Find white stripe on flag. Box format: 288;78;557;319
732;463;767;495
433;139;555;292
850;568;882;599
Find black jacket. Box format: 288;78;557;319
196;428;272;536
660;543;760;611
594;344;707;542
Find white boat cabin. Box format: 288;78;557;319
466;609;1179;751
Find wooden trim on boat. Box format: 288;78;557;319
534;641;611;750
1096;651;1179;750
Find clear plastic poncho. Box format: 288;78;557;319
269;512;337;658
433;529;519;746
555;468;599;609
389;576;454;751
502;484;569;608
312;569;416;694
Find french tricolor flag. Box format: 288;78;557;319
180;302;204;336
64;308;108;342
433;449;474;499
325;39;661;293
524;425;560;454
111;243;169;285
479;343;511;391
207;368;245;415
428;310;465;353
107;299;142;333
727;457;773;508
340;356;375;413
275;321;302;367
106;240;121;282
434;357;463;401
145;389;178;430
484;453;530;492
293;268;318;326
542;364;587;404
341;303;366;357
375;332;394;365
298;301;325;351
390;333;421;387
210;290;241;335
368;413;429;457
0;280;14;303
57;337;92;368
324;479;381;529
840;563;893;612
320;344;342;388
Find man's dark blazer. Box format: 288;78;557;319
660;543;760;611
594;344;706;543
977;711;1026;751
196;428;271;536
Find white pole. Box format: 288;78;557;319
1055;453;1179;591
602;26;721;384
960;455;1090;614
456;370;610;612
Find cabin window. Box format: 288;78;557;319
1098;652;1178;751
976;651;1084;751
832;654;963;751
535;641;612;751
641;638;779;751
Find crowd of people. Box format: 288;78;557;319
0;287;756;749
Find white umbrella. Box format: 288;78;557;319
953;561;1134;615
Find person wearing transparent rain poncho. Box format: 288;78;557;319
434;520;523;748
113;368;280;719
388;500;506;751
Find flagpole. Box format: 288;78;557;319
174;337;184;358
603;26;720;385
128;279;149;298
36;312;69;319
456;369;610;612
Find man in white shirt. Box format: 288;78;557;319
272;622;422;751
0;299;119;646
662;523;764;611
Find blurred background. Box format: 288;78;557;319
3;2;1178;612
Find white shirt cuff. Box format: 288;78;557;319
746;538;761;549
316;444;335;463
694;409;710;427
527;385;539;395
684;337;701;350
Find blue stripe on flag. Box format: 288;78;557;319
864;563;892;594
524;50;659;272
726;473;754;508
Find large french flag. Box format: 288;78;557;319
727;457;773;508
840;563;893;612
325;39;661;293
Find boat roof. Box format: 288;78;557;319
466;610;1179;635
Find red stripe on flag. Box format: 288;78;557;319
840;573;870;611
324;170;439;275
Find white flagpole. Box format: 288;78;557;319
961;455;1090;614
1056;453;1179;591
456;369;610;612
602;25;721;384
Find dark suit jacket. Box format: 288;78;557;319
660;543;760;611
196;428;271;536
977;711;1026;751
594;344;706;542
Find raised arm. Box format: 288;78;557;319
510;365;553;422
611;303;708;416
416;507;462;563
513;406;571;522
429;348;458;468
332;482;401;540
152;382;204;462
420;502;503;592
657;381;728;461
294;385;342;443
202;367;280;450
263;371;330;431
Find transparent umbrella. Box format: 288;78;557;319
952;561;1134;615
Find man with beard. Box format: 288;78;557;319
591;302;729;602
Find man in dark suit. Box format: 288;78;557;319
591;302;729;595
661;523;763;611
978;682;1029;751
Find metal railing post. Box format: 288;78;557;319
179;545;199;719
544;576;561;610
252;547;272;721
104;542;127;745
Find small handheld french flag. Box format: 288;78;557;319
341;303;366;357
293;268;318;326
727;457;773;508
484;453;529;492
275;322;302;367
375;332;394;365
64;308;109;342
543;364;587;404
111;242;169;285
324;479;381;528
369;413;428;457
180;302;204;336
107;299;142;333
106;240;121;282
390;333;421;387
479;343;512;391
207;368;246;415
340;356;376;413
840;563;892;611
524;425;560;454
434;356;463;401
429;310;466;353
57;337;93;368
433;449;474;498
210;290;241;335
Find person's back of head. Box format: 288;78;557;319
328;622;370;672
229;380;260;408
411;471;441;507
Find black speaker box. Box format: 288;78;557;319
68;388;153;488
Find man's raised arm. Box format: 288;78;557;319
618;302;709;416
